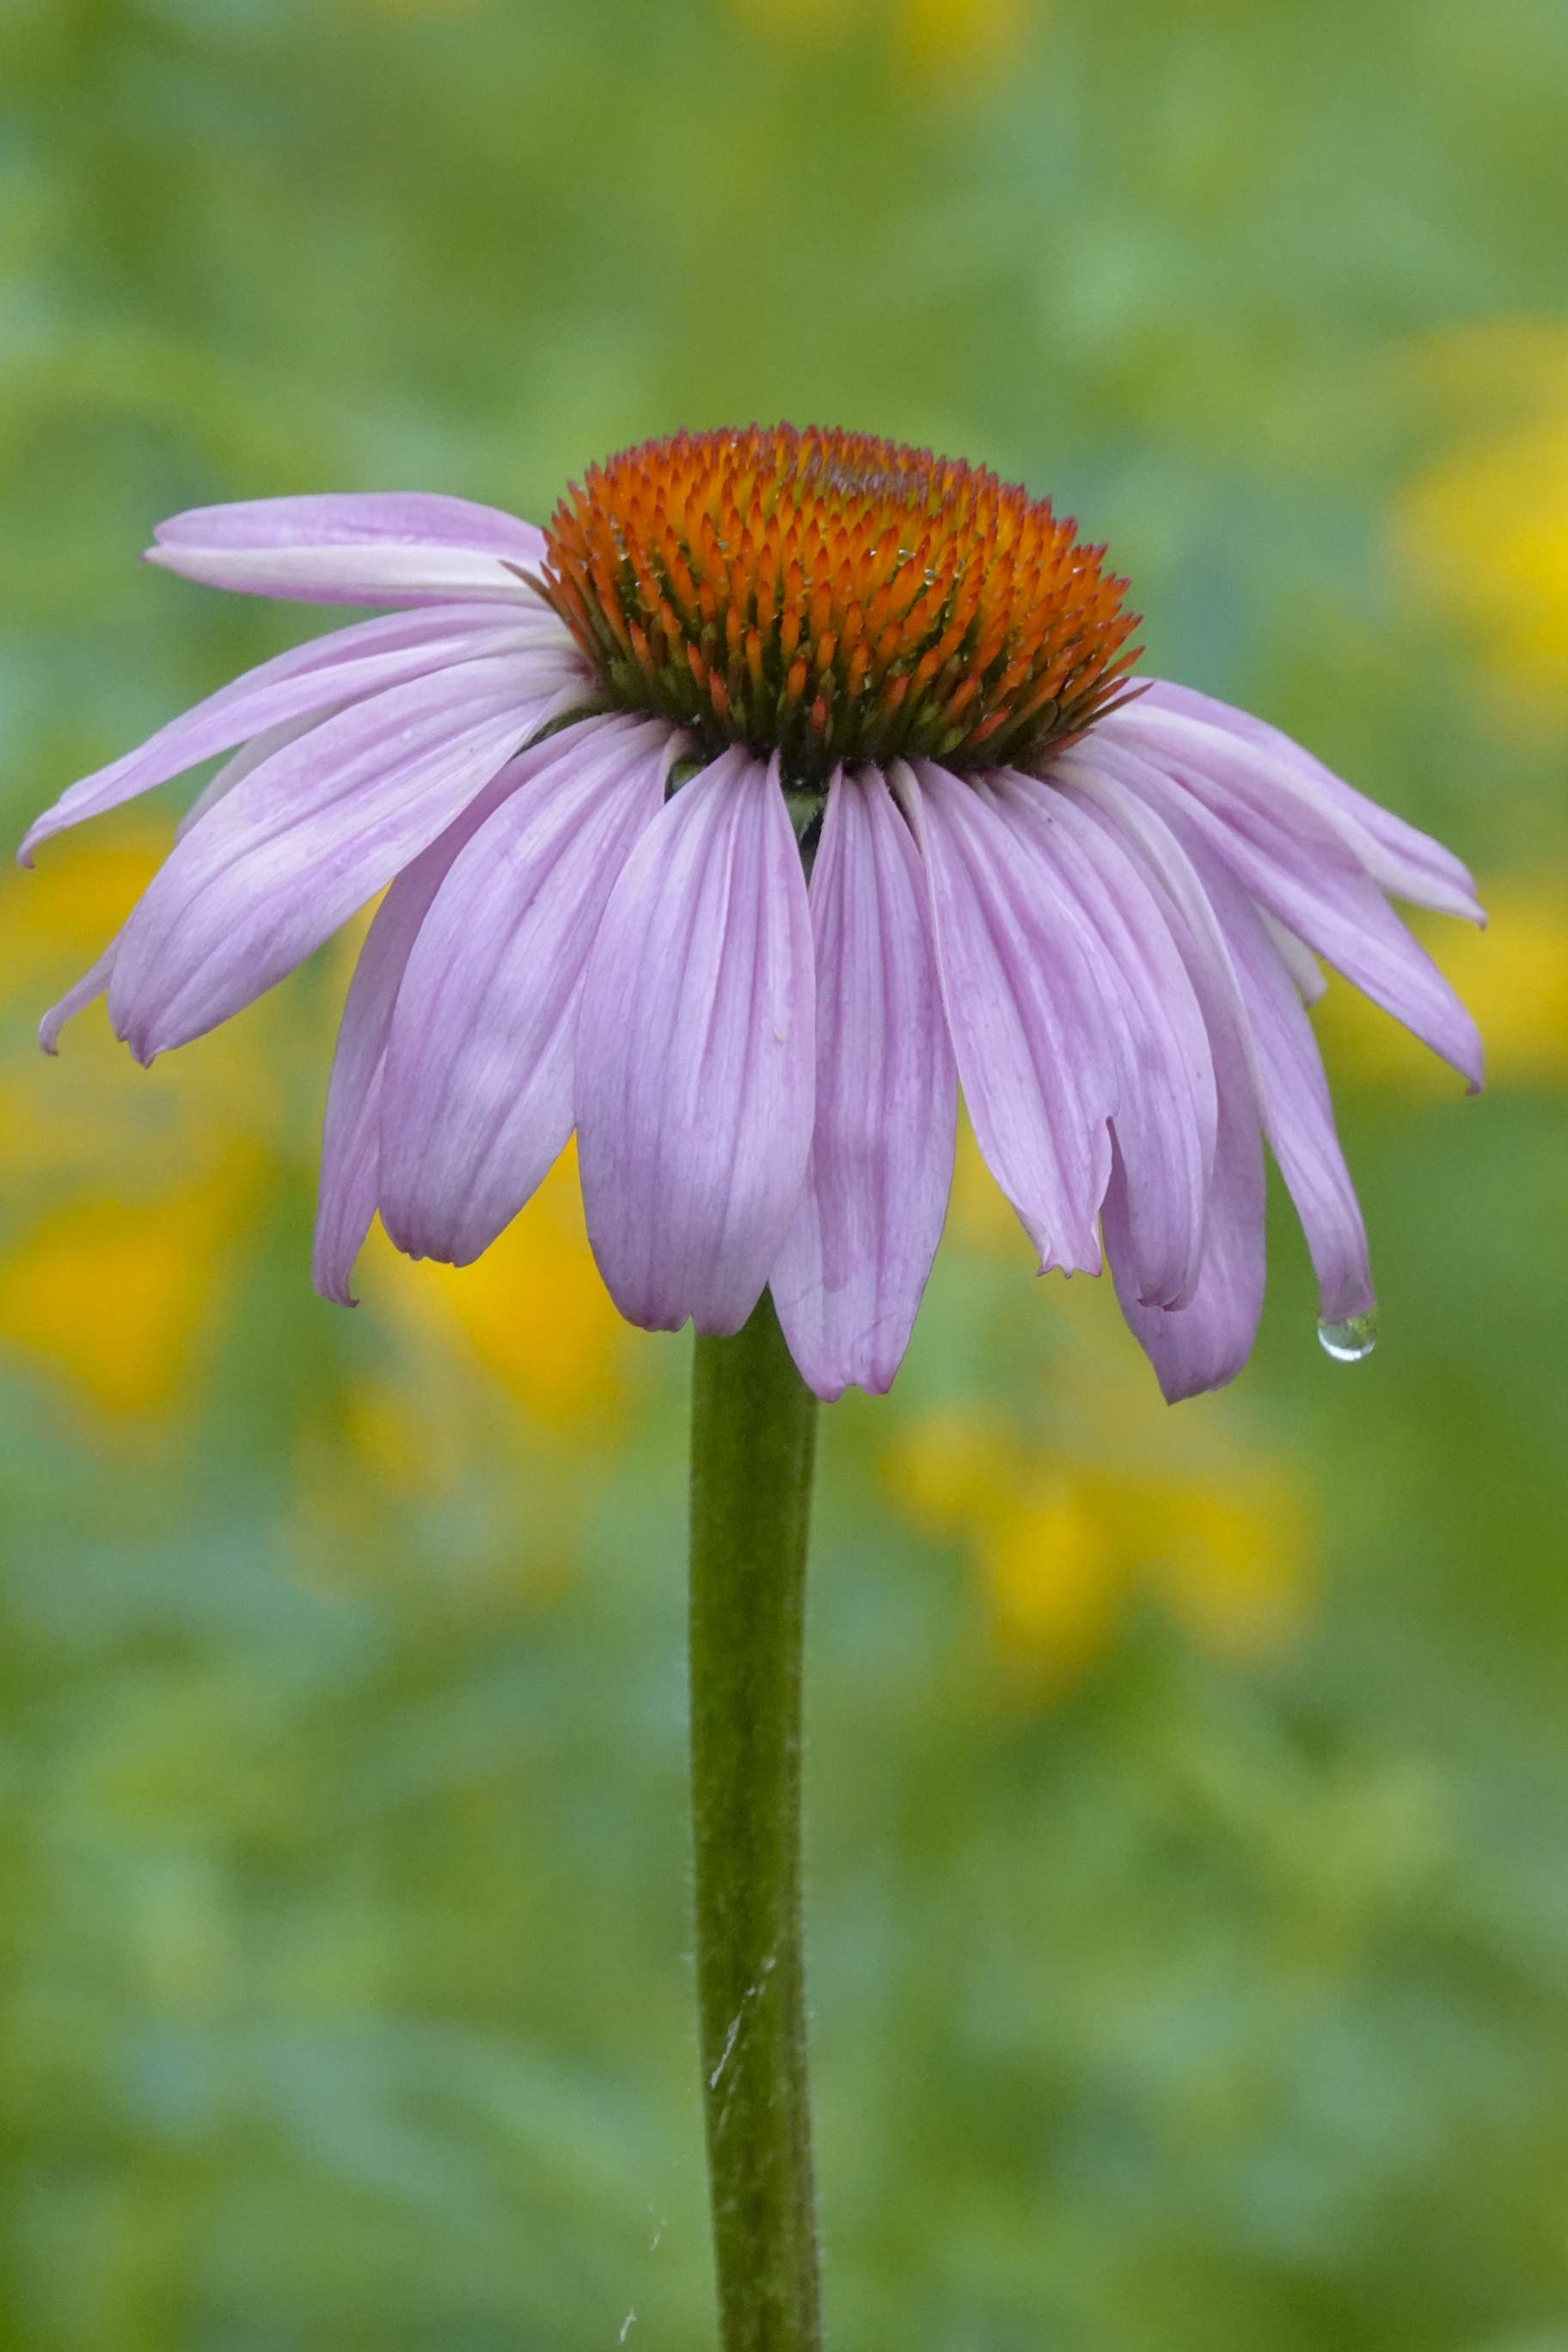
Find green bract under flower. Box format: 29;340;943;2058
538;425;1142;791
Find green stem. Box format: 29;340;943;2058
689;1290;823;2352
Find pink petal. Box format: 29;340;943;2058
770;766;957;1400
109;649;585;1062
1103;1065;1266;1404
309;741;562;1304
1057;753;1263;1104
155;492;543;554
39;935;119;1054
175;707;351;844
1257;909;1326;1006
19;603;569;863
574;748;816;1338
377;717;683;1266
314;995;392;1308
1129;680;1482;920
898;760;1111;1278
1117;695;1484;925
148;493;548;605
30;726;334;1051
1068;745;1372;1369
1181;832;1375;1328
1085;733;1484;1091
989;770;1217;1312
1053;754;1271;1396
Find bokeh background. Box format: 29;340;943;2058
3;0;1567;2344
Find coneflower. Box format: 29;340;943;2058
26;428;1481;1398
23;427;1483;2350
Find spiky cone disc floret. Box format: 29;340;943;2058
537;425;1142;792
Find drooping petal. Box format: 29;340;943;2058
19;603;573;863
1069;744;1375;1351
39;935;119;1054
574;748;816;1337
175;707;351;844
314;996;393;1308
1176;828;1375;1327
1117;696;1484;926
1056;750;1263;1102
1051;750;1271;1396
989;769;1216;1311
377;717;683;1267
1103;1051;1266;1403
898;759;1111;1277
309;744;556;1304
1084;732;1485;1089
1257;908;1326;1006
1125;681;1483;920
770;766;957;1400
110;650;584;1062
148;493;548;606
39;725;332;1056
33;724;332;1042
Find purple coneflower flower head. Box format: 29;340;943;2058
23;428;1484;1403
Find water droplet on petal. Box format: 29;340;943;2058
1317;1308;1378;1363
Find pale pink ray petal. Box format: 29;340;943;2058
309;735;575;1304
39;934;119;1054
1127;680;1482;919
378;717;684;1267
34;717;327;1045
175;707;352;844
154;491;544;555
33;726;334;1044
149;492;548;606
1056;751;1266;1118
1084;732;1484;1089
574;748;816;1338
314;1069;385;1308
1179;830;1375;1328
109;650;585;1062
1069;746;1374;1344
897;758;1111;1278
770;765;957;1401
989;769;1217;1312
1116;695;1484;925
1103;1062;1266;1404
18;603;573;863
1053;753;1272;1393
1257;908;1326;1006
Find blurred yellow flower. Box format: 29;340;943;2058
894;0;1032;75
289;1148;622;1609
336;1370;468;1500
725;0;1036;77
0;831;276;1419
889;1124;1310;1693
890;1400;1306;1691
1392;318;1568;720
1315;875;1568;1096
357;1139;631;1429
3;837;630;1438
0;1174;254;1417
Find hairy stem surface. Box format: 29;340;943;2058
689;1291;822;2352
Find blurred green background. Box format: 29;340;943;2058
3;0;1568;2345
